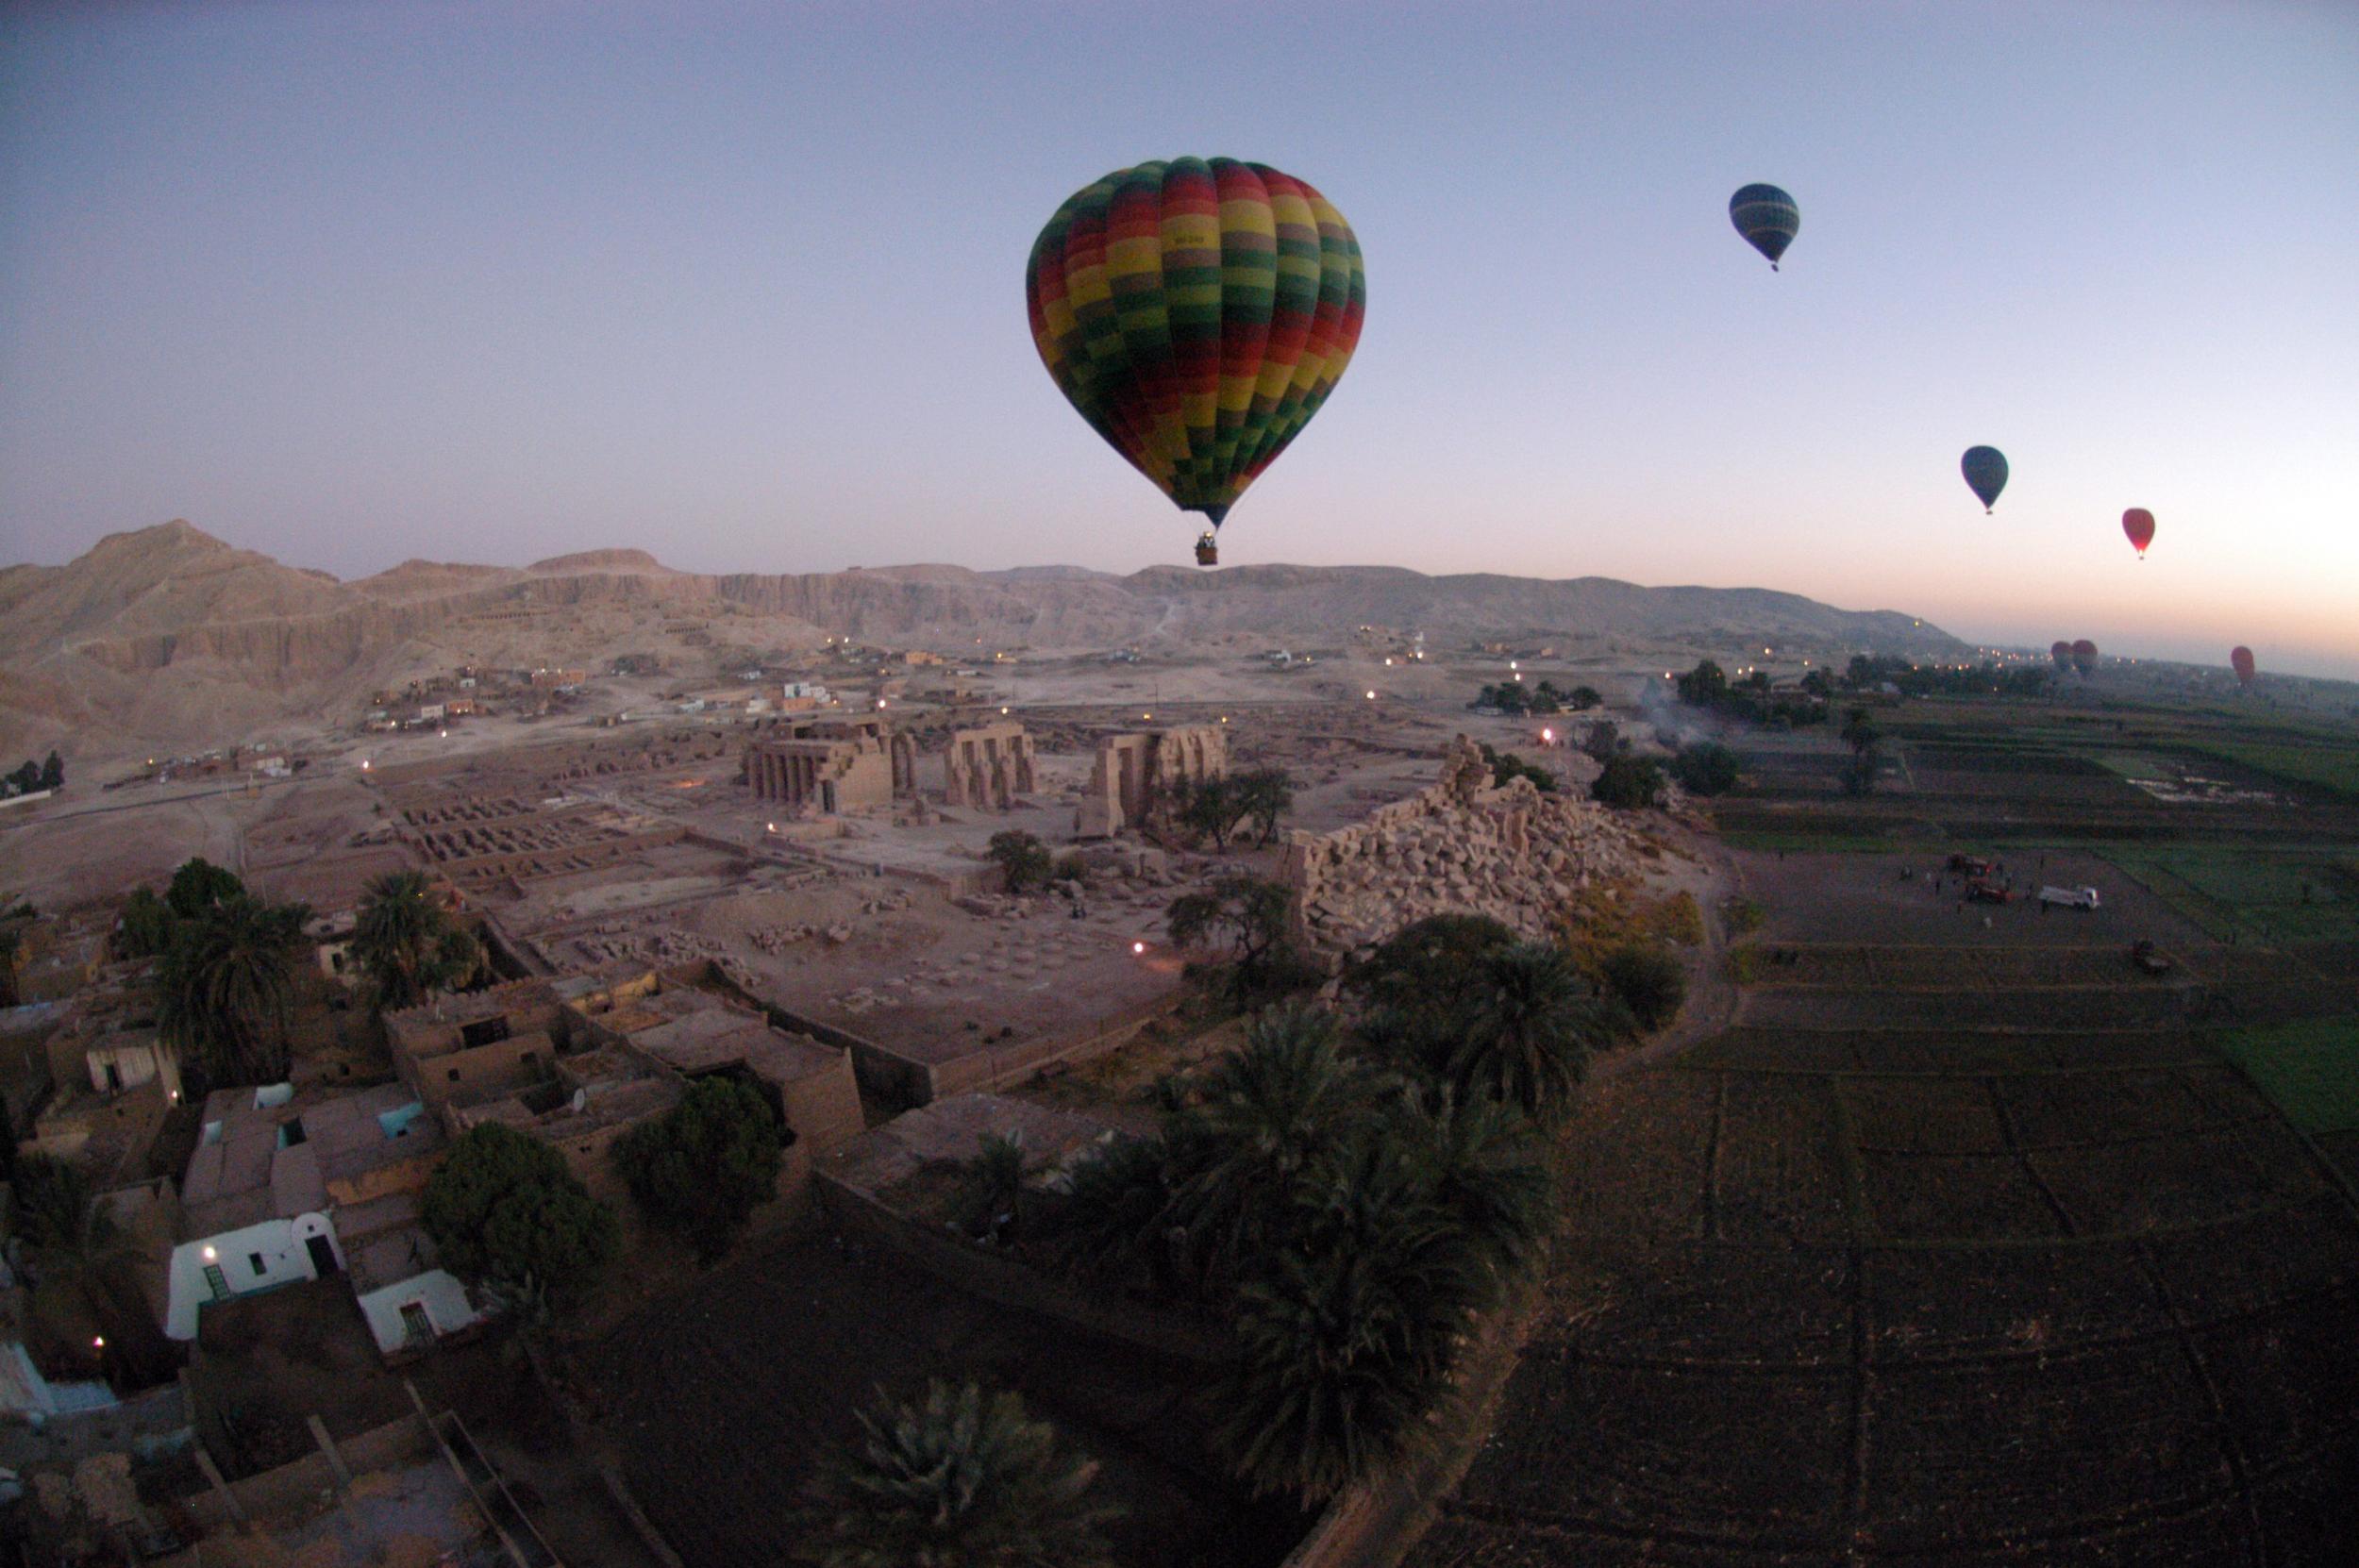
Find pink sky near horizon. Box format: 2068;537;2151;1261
3;2;2354;678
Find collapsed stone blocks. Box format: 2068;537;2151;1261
1281;734;1645;955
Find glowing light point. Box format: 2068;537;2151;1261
1131;941;1146;956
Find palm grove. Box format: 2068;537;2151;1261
807;800;1692;1562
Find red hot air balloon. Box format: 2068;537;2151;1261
2231;646;2256;690
2070;639;2099;677
2121;509;2156;558
2049;640;2072;673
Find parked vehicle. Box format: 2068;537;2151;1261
1948;853;1995;876
1966;879;2013;905
2131;940;2174;975
2039;885;2101;910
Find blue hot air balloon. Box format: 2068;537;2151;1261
1961;446;2008;512
1730;183;1799;270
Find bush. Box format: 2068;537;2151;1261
1480;744;1557;792
612;1077;784;1262
1590;755;1665;809
165;858;246;921
1050;851;1089;884
1670;742;1740;796
987;830;1053;893
1598;943;1686;1030
425;1125;618;1300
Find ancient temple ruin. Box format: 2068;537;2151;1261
745;714;909;816
941;723;1037;811
1074;724;1228;839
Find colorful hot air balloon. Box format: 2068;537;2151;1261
2050;640;2072;673
2231;646;2256;689
2070;639;2099;677
2121;508;2156;558
1025;158;1366;566
1961;446;2008;512
1729;184;1799;270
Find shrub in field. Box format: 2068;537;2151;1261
1599;942;1687;1029
1670;742;1741;796
1591;755;1666;809
988;830;1054;892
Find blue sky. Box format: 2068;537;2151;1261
4;1;2355;676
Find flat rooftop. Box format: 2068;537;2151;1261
183;1081;436;1237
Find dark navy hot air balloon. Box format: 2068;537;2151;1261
1729;184;1799;270
2049;640;2072;673
1961;447;2008;513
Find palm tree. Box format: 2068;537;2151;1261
1048;1133;1175;1288
158;895;309;1085
12;1155;173;1387
351;870;481;1012
1397;1087;1555;1300
1212;1137;1484;1501
801;1379;1118;1568
957;1132;1029;1243
1447;942;1598;1119
1171;1003;1371;1280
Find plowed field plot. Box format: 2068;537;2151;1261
1414;865;2359;1564
577;1238;1303;1568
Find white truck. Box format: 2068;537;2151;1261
2039;885;2101;910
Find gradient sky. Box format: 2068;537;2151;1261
4;1;2355;676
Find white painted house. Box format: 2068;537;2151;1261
165;1082;485;1356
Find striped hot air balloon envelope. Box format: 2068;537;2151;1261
1961;446;2008;512
1025;158;1366;565
1730;183;1799;269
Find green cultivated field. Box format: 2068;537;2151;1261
2106;844;2359;943
2216;1017;2359;1137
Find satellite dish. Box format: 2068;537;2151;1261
570;1089;588;1113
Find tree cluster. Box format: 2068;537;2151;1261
1164;765;1294;850
1840;653;2049;699
1590;754;1667;809
2;752;62;798
612;1076;785;1262
987;830;1055;893
1480;743;1558;793
423;1123;619;1304
1668;742;1741;796
125;859;314;1088
1164;873;1315;1005
1471;679;1598;717
1043;1001;1558;1501
1674;660;1825;728
350;870;484;1012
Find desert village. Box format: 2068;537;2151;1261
0;610;1698;1566
8;538;2357;1567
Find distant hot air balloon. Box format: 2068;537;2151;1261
2071;639;2099;678
1729;184;1799;270
2050;640;2072;673
2121;508;2156;558
1961;446;2008;512
2231;646;2256;690
1025;158;1366;567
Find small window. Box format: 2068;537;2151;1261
399;1301;435;1346
447;1067;461;1082
248;1252;266;1276
203;1264;230;1301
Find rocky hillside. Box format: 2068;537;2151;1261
0;521;1965;768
